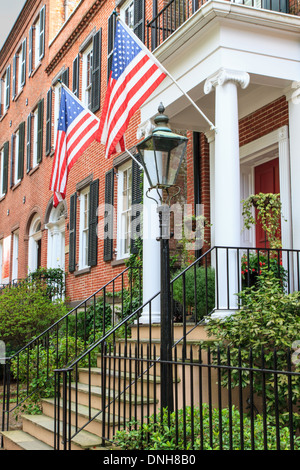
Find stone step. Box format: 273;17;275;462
0;430;53;451
130;322;211;341
78;366;164;397
67;382;157;420
42;397;129;440
21;413;104;450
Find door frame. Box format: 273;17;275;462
240;125;292;250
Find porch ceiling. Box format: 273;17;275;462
140;0;300;133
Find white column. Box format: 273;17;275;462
286;83;300;250
285;83;300;292
138;172;161;323
204;68;250;316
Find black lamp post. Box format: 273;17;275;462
136;103;188;412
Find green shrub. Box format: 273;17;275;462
29;267;65;298
205;269;300;428
10;335;87;413
0;279;68;354
62;296;112;344
172;266;215;320
113;405;300;450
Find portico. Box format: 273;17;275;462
139;0;300;318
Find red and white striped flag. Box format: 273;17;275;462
96;18;166;158
50;85;99;207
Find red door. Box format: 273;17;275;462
254;158;280;248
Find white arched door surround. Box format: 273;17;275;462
28;214;42;274
46;202;66;271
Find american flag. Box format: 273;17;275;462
50;85;99;207
96;18;166;158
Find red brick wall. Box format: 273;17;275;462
239;96;289;147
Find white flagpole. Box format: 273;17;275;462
117;16;216;132
125;146;144;170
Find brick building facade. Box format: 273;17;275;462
0;0;299;306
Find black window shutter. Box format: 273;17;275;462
131;156;143;254
91;29;102;113
28;27;33;76
10;134;14;188
107;13;117;82
88;178;99;267
39;5;45;60
26;113;32;172
103;169;114;262
134;0;145;42
72;55;80;97
6;65;10;110
21;38;26;87
2;142;9;195
69;192;77;272
46;88;52;156
12;55;17;101
62;67;69;88
0;79;2;117
17;121;25;180
37;99;44;163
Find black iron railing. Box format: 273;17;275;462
0;266;142;444
2;246;300;449
147;0;290;50
54;343;300;450
53;246;300;450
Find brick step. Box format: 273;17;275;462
21;413;104;450
0;430;53;451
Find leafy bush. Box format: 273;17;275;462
62;296;112;344
29;267;65;299
0;279;68;354
205;269;300;428
241;251;287;287
172;266;215;320
114;405;300;450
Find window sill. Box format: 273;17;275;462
111;258;127;267
0;111;8;122
74;266;91;276
13;88;23;102
28;165;40;176
12;181;21;191
30;61;42;78
0;194;5;203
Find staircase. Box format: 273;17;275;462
1;323;210;450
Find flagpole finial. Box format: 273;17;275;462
112;9;120;18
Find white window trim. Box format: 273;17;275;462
79;186;90;270
28;214;42;274
34;18;40;69
120;0;134;28
81;42;93;109
17;48;22;94
12;231;19;281
117;161;132;260
3;72;8;110
0;240;3;284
